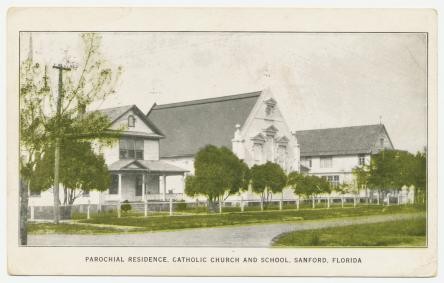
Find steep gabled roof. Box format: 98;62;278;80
147;91;262;158
94;105;164;137
295;124;393;157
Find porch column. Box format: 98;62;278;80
118;173;122;202
142;173;146;201
162;174;167;201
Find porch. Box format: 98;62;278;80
103;159;188;204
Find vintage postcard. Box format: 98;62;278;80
6;7;437;276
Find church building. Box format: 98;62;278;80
147;89;301;200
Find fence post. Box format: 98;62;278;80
279;200;283;211
377;193;380;205
30;205;35;221
341;197;344;208
312;196;315;209
240;197;244;212
397;194;400;205
117;202;121;218
327;197;330;209
387;195;390;206
260;199;264;211
169;198;173;216
87;200;91;220
353;196;356;208
296;198;300;210
144;200;148;217
219;198;222;214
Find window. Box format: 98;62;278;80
109;175;119;194
265;105;274;116
320;156;333;168
302;157;312;168
264;98;277;116
128;115;135;127
277;144;287;167
135;175;143;196
253;143;263;163
327;175;340;187
119;138;144;159
358;154;366;166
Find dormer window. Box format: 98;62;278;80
128;115;135;127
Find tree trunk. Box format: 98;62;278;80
19;179;29;245
208;198;218;213
63;187;68;205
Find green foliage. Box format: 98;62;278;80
175;201;187;210
31;139;111;204
120;200;132;213
78;205;422;233
20;32;122;186
185;145;249;205
334;182;356;195
250;162;287;202
309;232;321;246
354;150;427;203
287;171;331;198
273;217;426;247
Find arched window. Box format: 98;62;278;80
128;115;135;127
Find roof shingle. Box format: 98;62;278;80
147;91;261;158
295;124;390;157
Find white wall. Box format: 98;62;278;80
301;154;370;186
109;109;154;134
305;154;370;175
237;91;300;172
144;139;159;160
28;186;101;206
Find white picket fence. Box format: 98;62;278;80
28;193;414;221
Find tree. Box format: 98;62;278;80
20;31;122;237
184;145;248;212
362;149;427;204
287;172;331;199
31;140;111;205
250;162;287;204
19;45;52;245
287;171;309;198
411;150;427;204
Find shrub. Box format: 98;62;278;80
175;201;187;210
121;200;132;214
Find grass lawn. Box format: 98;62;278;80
86;205;421;231
28;205;424;235
27;222;133;235
272;217;426;247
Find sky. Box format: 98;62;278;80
20;32;427;153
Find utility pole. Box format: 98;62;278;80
52;64;71;224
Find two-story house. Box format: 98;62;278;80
28;105;188;208
295;124;394;193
